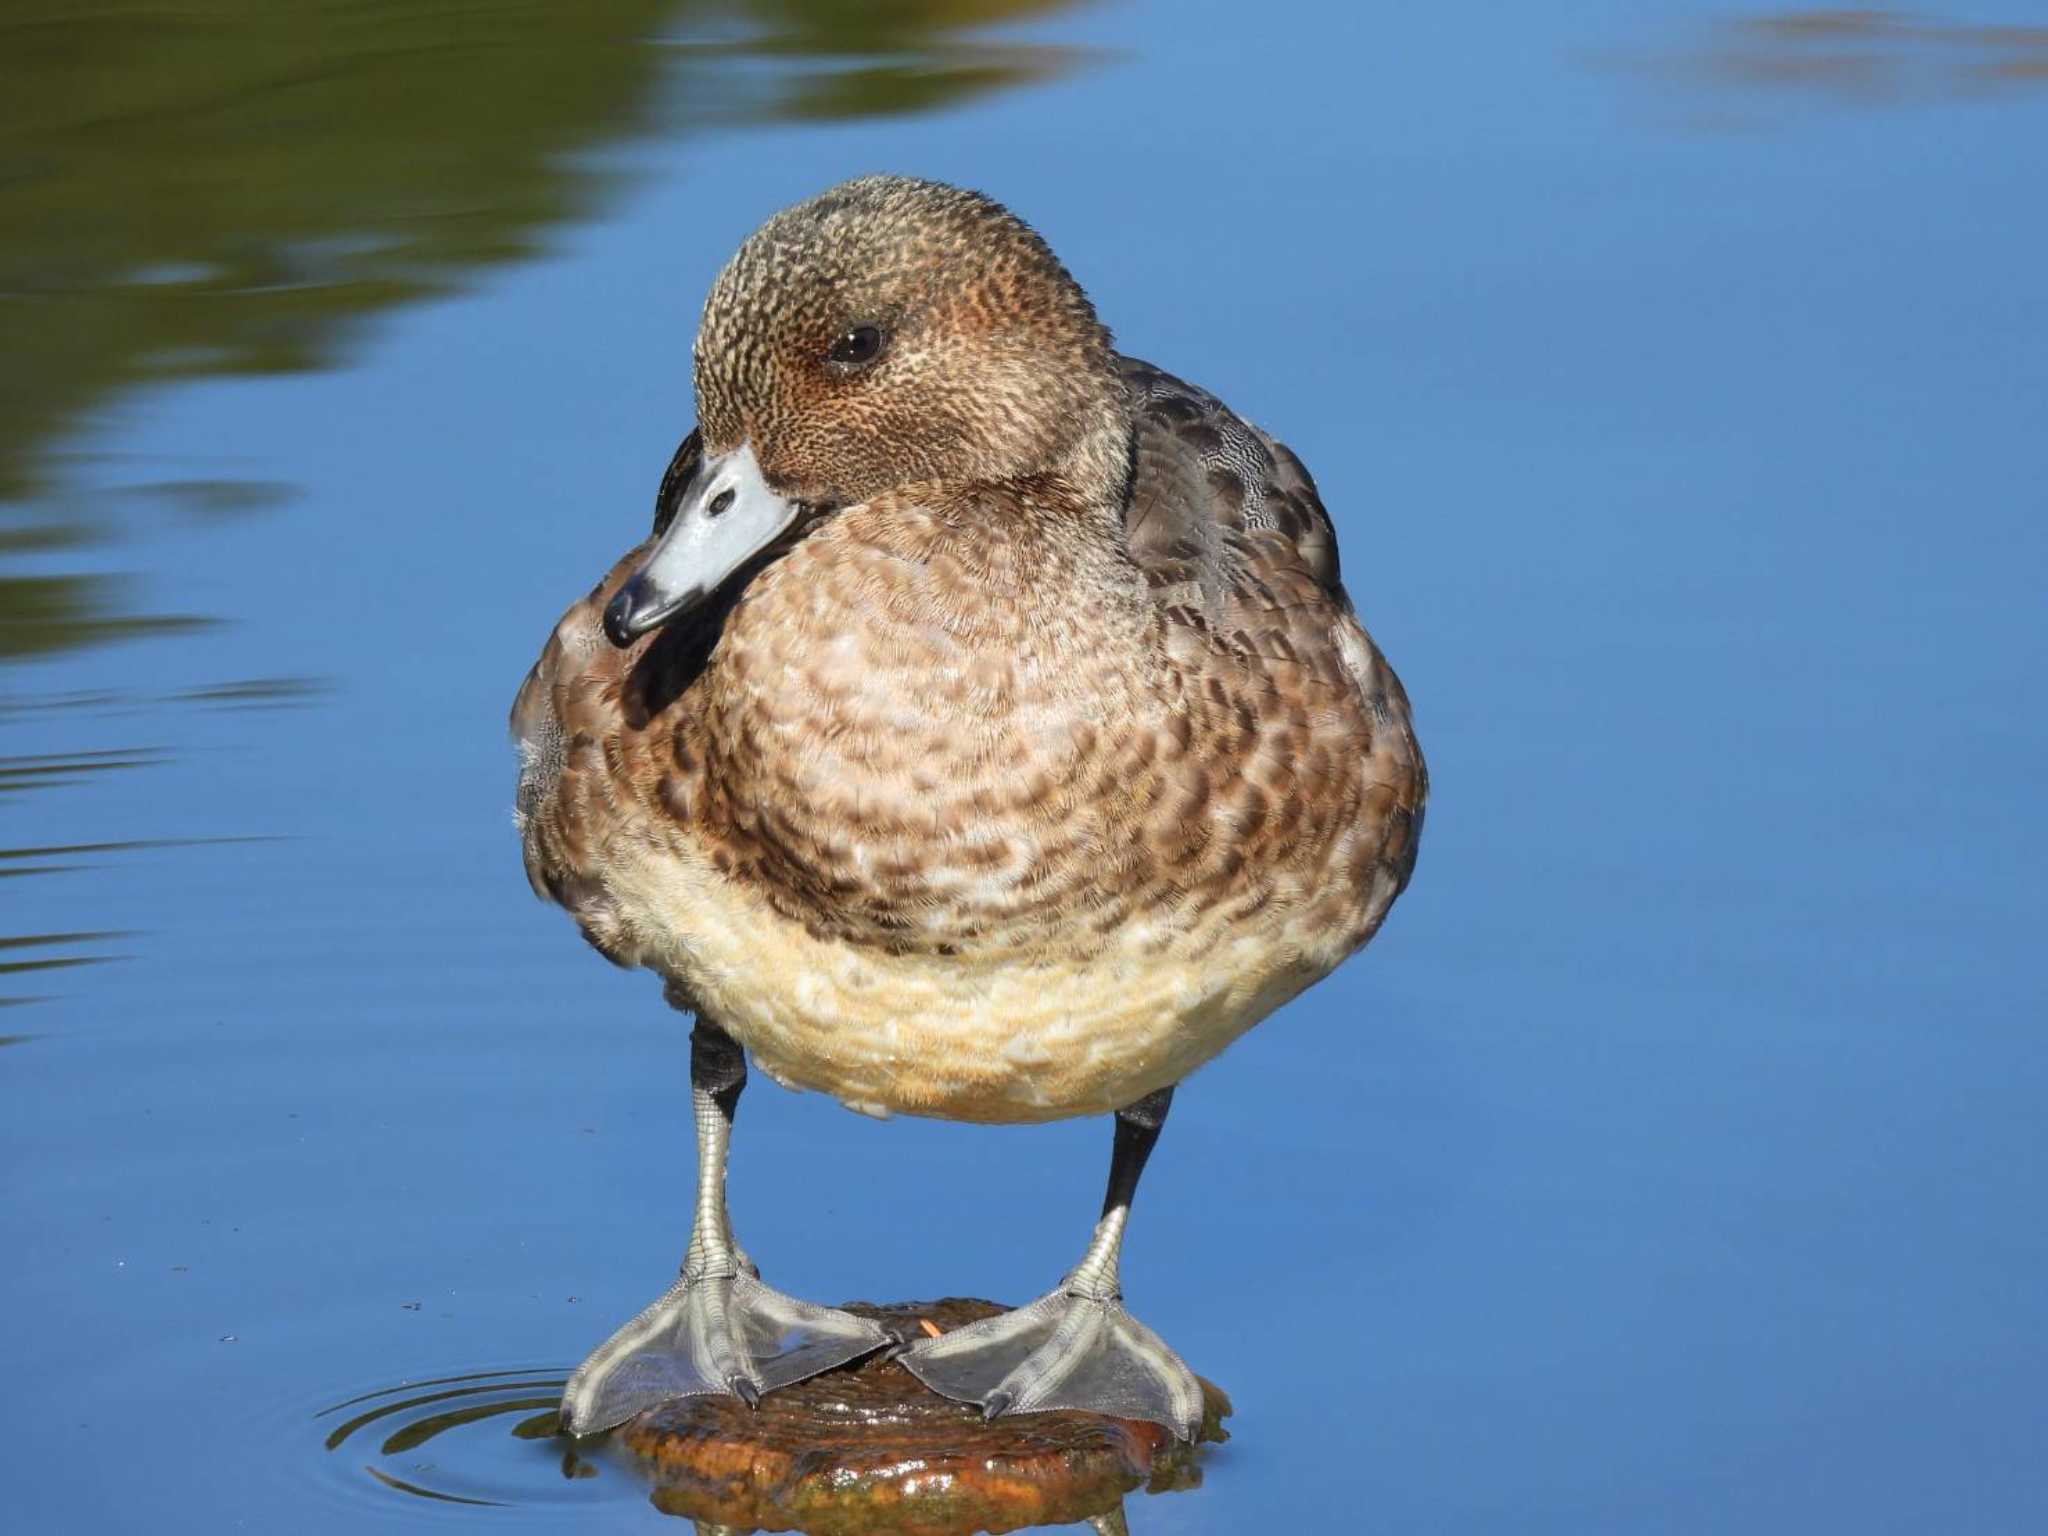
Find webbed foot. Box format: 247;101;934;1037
901;1285;1204;1441
560;1270;892;1435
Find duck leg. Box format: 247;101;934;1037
559;1022;892;1435
901;1087;1205;1440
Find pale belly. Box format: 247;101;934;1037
604;844;1359;1123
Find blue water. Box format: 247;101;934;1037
5;2;2045;1530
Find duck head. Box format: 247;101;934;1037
604;175;1131;647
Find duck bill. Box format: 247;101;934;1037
602;441;799;647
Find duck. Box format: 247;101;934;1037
511;175;1425;1441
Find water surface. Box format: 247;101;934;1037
4;1;2045;1530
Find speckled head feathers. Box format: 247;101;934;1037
692;176;1130;510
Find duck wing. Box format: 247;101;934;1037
1119;356;1347;661
1117;355;1425;898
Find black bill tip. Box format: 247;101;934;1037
603;573;700;649
601;579;646;648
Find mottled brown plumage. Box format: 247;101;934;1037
512;176;1423;1123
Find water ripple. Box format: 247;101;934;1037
314;1366;620;1514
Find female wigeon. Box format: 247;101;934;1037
513;175;1425;1440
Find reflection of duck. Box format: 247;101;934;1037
513;176;1425;1440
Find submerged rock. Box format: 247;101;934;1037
618;1298;1230;1535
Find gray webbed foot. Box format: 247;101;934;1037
901;1285;1204;1441
562;1022;893;1436
905;1085;1202;1440
561;1269;892;1435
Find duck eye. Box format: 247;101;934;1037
826;324;885;369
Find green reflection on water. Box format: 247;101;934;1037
0;747;168;791
0;0;1084;652
0;0;1083;992
116;479;298;522
0;575;214;661
1610;9;2048;122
